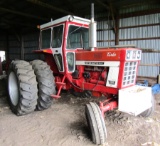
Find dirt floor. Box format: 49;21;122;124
0;79;160;146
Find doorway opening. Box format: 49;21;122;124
0;51;6;61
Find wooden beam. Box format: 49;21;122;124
115;15;119;45
6;34;9;60
95;0;116;32
120;8;160;18
137;76;157;86
120;23;160;29
140;64;160;67
0;7;47;21
97;37;160;42
27;0;73;15
3;19;36;28
137;76;156;79
142;50;160;53
95;0;110;10
97;23;160;31
119;37;160;41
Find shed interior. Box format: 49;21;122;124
0;0;160;81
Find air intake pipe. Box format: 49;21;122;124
89;3;97;51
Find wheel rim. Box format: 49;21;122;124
8;72;19;106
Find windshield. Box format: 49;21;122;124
67;25;89;49
41;25;63;49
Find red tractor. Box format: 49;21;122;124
7;5;154;145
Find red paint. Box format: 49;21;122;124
100;100;118;117
35;16;142;115
33;49;52;54
92;91;102;97
44;54;59;74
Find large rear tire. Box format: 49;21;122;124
85;102;107;145
30;60;56;111
8;60;38;116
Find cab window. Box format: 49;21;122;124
67;25;89;49
52;25;63;48
41;28;51;49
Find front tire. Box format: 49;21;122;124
30;60;56;111
85;102;107;145
140;94;155;117
8;60;38;115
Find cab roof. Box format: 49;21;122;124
40;15;91;29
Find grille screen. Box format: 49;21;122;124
123;62;137;87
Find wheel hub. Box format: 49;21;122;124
8;72;19;106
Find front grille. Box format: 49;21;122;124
122;62;137;87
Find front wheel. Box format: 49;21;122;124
85;102;107;145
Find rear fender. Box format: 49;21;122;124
33;49;59;74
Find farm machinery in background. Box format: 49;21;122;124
7;4;154;145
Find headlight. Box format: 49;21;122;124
137;51;141;59
133;51;136;59
69;16;74;22
126;51;131;59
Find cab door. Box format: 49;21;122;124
66;24;89;73
51;24;64;72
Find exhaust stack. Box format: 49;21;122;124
89;3;97;51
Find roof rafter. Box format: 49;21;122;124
0;7;48;21
27;0;74;15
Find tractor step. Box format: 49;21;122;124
56;82;66;86
51;94;61;99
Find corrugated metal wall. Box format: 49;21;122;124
0;12;159;77
139;53;160;77
7;33;42;61
96;13;160;77
119;13;160;49
23;33;40;61
119;13;160;77
8;35;21;60
0;35;6;51
97;20;115;47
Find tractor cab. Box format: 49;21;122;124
39;15;91;73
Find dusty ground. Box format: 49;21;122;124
0;79;160;146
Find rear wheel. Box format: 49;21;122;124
8;60;38;115
30;60;56;110
140;94;155;117
85;102;107;145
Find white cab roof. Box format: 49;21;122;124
40;15;91;29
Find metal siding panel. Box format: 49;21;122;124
8;35;21;58
24;33;39;61
0;35;6;50
120;13;160;27
138;66;159;77
119;40;160;50
119;13;160;76
138;53;160;77
9;54;21;60
24;54;40;61
120;26;160;39
97;18;115;47
7;33;39;61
